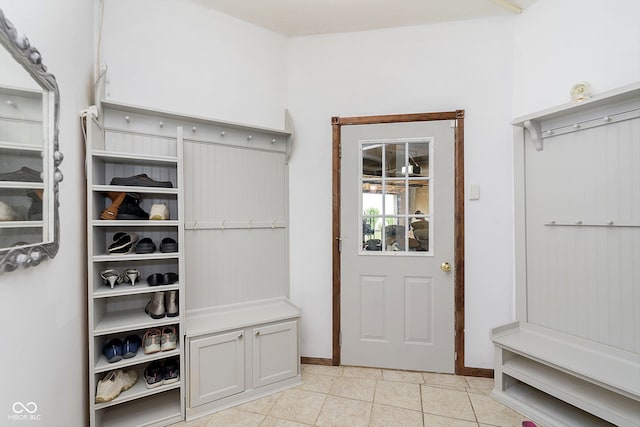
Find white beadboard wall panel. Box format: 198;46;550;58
104;130;178;158
0;88;43;147
184;228;288;309
183;137;288;309
524;117;640;353
183;141;286;225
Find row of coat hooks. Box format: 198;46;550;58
185;219;286;230
122;115;278;143
544;220;640;228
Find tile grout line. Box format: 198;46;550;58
420;382;426;427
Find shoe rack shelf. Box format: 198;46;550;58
93;306;180;335
0;220;43;229
0;87;49;247
95;344;181;374
86;106;185;427
96;389;181;427
93;283;181;299
94;372;181;410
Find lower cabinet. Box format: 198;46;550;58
186;317;300;420
189;329;246;407
252;321;299;388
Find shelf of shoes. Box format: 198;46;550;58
94;342;181;374
93;305;180;336
0;165;45;226
94;368;181;410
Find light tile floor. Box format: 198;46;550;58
173;364;531;427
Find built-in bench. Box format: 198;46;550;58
492;321;640;427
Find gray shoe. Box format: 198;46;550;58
145;292;165;319
165;291;178;317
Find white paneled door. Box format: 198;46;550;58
340;120;455;373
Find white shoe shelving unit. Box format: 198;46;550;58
86;105;185;427
86;100;300;425
0;86;49;247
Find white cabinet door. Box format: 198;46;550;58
189;330;245;408
252;321;298;388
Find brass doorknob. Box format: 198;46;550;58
441;262;451;272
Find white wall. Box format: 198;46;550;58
100;0;288;130
513;0;640;116
288;0;640;368
287;18;517;367
0;0;94;424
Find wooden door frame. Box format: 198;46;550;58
330;111;491;377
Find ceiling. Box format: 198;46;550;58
196;0;538;37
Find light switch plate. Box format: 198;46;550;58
469;184;480;200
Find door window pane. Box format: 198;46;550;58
361;140;432;254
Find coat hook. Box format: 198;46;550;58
125;116;130;123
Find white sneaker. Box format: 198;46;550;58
149;203;170;220
95;369;138;403
117;369;138;391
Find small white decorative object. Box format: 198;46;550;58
570;81;591;103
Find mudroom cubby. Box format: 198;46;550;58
86;101;298;425
186;298;301;419
492;83;640;426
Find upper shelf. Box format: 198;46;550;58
513;82;640;151
101;100;291;137
97;101;294;157
92;150;178;166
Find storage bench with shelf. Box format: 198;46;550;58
492;321;640;427
185;297;301;420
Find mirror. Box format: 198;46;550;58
0;9;63;272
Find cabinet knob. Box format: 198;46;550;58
238;333;243;339
255;331;260;336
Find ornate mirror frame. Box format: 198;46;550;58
0;9;63;272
